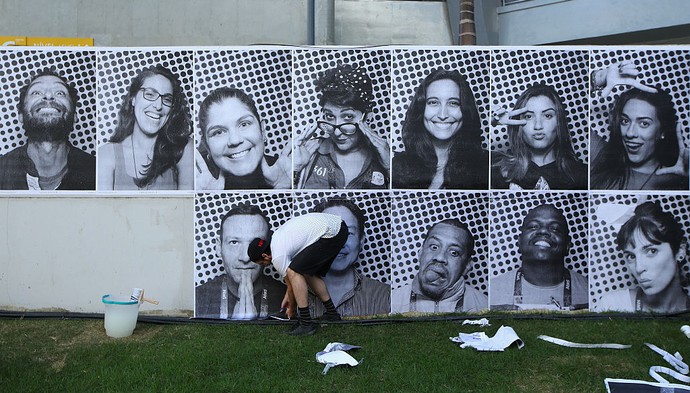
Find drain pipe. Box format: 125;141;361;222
312;0;335;45
308;0;315;45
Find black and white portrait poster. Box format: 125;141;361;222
292;48;391;190
194;192;291;320
293;190;391;317
390;49;491;190
489;192;589;311
390;191;489;314
590;49;690;191
590;193;690;313
0;49;97;191
96;50;195;191
194;49;292;191
491;49;589;191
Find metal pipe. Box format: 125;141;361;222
308;0;315;45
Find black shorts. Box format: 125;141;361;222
289;221;348;277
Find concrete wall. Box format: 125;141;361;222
0;197;194;315
0;0;310;46
336;0;453;45
498;0;690;45
0;0;454;46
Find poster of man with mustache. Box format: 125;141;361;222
391;216;488;314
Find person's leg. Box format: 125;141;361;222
286;268;309;308
285;268;316;336
304;274;340;320
286;223;348;326
304;274;330;303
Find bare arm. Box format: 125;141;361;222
176;139;195;190
282;274;296;319
97;143;115;190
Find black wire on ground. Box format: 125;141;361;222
1;309;688;326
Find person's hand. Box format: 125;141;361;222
594;61;658;98
491;106;528;127
293;123;321;173
262;142;292;189
195;149;225;190
656;123;689;177
359;116;390;171
280;291;295;319
233;269;257;320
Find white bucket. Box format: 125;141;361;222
102;294;140;338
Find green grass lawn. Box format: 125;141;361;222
1;314;689;392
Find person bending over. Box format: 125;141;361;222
247;212;348;336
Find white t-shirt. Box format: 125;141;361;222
270;213;343;277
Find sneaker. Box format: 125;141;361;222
319;313;342;322
267;309;291;321
285;322;301;334
287;324;317;336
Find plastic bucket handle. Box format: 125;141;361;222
102;294;138;305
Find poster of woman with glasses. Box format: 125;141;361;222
293;49;391;190
97;51;195;191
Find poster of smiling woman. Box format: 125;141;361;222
589;49;689;191
96;50;195;191
391;49;490;190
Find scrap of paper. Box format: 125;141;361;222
316;342;362;375
603;343;690;390
645;343;688;374
462;318;490;327
450;325;524;351
538;335;631;349
645;343;689;384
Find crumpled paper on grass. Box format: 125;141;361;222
316;342;362;375
462;318;490;327
450;325;524;351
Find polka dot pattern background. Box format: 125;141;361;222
491;49;590;162
194;50;292;158
589;193;690;310
96;50;195;145
293;191;391;283
390;191;490;294
292;49;391;147
391;49;491;152
489;192;589;279
194;192;293;285
590;49;690;144
2;46;690;316
0;49;98;156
